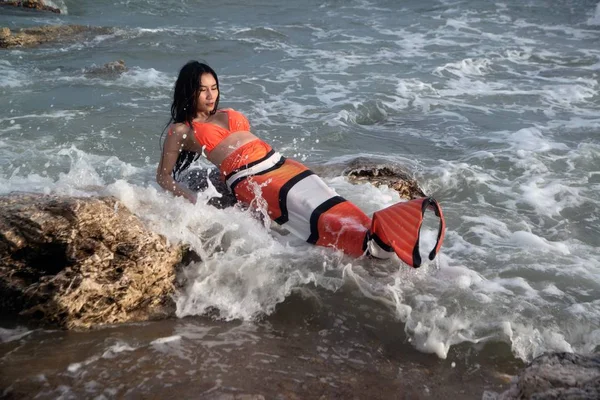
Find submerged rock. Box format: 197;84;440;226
312;156;427;200
344;158;427;200
0;194;185;329
83;60;129;77
0;25;112;49
0;0;61;14
492;352;600;399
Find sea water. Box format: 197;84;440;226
1;0;599;398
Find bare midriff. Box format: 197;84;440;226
206;131;260;167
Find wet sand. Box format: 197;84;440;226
0;286;524;399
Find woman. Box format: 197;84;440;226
157;61;445;268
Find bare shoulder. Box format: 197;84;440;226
171;122;192;137
224;108;247;118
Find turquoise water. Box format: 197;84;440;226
1;0;599;398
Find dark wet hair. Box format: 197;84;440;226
161;61;220;178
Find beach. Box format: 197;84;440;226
1;0;599;398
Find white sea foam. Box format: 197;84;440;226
44;0;68;14
588;3;600;25
0;173;55;196
541;83;596;108
151;335;182;345
433;58;492;78
0;327;33;343
377;252;599;360
508;127;569;153
117;67;172;89
542;284;565;297
104;179;339;321
326;175;400;215
67;341;136;373
396;132;598;360
54;67;172;90
0;61;27;89
0;123;22;134
396;79;439;98
507;323;575;361
0;110;86;124
547;116;600;132
312;77;353;108
372;24;461;58
502;48;534;65
518;178;582;217
0;146;144;197
135;27;201;35
1;0;599;367
55;147;105;188
508;231;570;255
513;19;598;40
100;168;446;325
444;17;482;34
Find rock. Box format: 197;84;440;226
0;27;10;40
84;60;129;77
312;156;427;200
0;193;186;330
0;25;113;49
0;0;61;14
344;160;427;200
492;352;600;399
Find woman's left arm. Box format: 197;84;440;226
156;124;198;203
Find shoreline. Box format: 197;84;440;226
0;287;527;400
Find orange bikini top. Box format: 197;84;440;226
191;109;250;154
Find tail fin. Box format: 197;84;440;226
368;197;446;268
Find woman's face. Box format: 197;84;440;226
197;72;219;115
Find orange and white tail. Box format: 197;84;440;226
367;197;446;268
